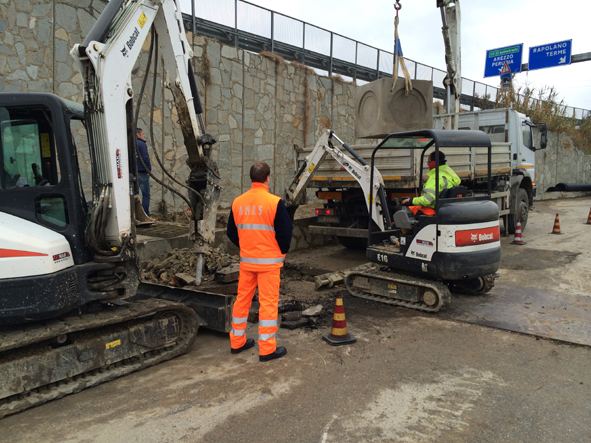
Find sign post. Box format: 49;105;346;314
528;39;572;71
484;44;523;78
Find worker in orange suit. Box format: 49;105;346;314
226;161;293;362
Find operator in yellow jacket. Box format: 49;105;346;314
401;151;460;216
227;161;293;362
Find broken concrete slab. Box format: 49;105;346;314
302;305;323;316
282;311;302;322
214;263;240;283
173;272;196;286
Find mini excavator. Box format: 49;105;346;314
345;129;500;312
0;0;223;417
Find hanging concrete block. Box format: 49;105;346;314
355;78;433;139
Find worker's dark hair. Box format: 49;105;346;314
250;161;270;183
429;151;446;165
136;127;143;134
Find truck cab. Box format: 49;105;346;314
440;108;541;190
434;108;547;233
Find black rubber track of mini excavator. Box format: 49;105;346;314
345;268;452;313
0;299;198;418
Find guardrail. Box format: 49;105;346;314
181;0;590;120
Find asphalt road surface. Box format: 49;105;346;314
2;197;590;442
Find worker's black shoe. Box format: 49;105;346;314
231;338;255;354
259;346;287;362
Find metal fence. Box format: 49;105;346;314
181;0;590;120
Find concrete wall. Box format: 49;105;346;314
535;131;591;200
0;0;588;218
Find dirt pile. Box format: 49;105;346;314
141;247;239;285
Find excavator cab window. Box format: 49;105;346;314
0;107;60;190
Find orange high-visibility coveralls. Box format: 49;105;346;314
228;182;292;356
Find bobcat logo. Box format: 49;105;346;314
471;233;478;241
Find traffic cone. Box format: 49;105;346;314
322;294;356;346
510;220;526;245
586;207;591;225
550;213;563;235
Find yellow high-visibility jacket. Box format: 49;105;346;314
412;164;461;208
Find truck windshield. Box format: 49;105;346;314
522;124;534;150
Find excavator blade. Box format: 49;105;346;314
134;282;233;333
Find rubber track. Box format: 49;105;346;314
0;299;198;418
345;268;452;313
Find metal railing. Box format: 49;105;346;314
180;0;590;120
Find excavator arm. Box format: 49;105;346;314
71;0;219;280
285;129;391;231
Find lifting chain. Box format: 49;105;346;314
394;1;401;15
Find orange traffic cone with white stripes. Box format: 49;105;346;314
550;213;563;235
586;208;591;225
322;293;356;346
510;220;526;245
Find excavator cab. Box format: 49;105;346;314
0;92;147;326
0;93;93;262
345;129;501;312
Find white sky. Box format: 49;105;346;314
207;0;591;114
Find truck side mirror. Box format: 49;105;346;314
538;123;548;150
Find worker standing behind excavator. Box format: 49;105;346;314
135;128;152;217
401;151;460;216
227;161;293;362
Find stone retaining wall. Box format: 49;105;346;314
535;131;591;200
0;0;588;220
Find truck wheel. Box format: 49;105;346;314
337;236;367;250
507;188;529;234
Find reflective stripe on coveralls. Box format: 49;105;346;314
231;316;248;337
237;224;275;231
241;257;284;264
258;319;277;342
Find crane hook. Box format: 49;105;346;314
394;1;402;11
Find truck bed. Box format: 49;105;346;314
298;140;512;190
